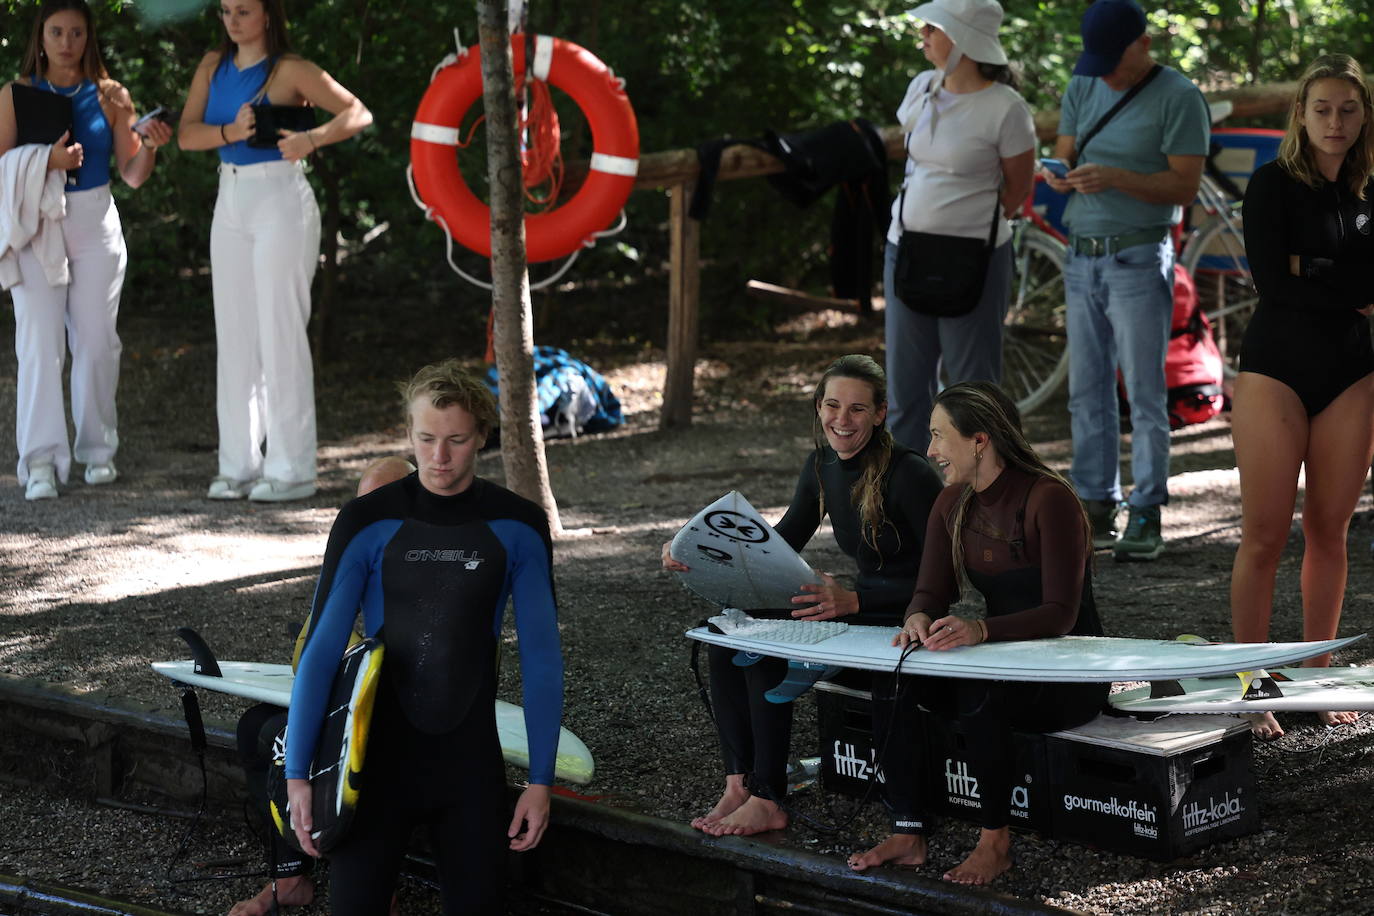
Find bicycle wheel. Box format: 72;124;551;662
1003;227;1070;414
1180;209;1256;377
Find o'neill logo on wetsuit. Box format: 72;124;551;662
404;549;484;570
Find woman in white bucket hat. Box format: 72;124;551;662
882;0;1036;460
863;0;1036;883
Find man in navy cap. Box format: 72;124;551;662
1042;0;1209;562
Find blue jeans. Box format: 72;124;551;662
1064;236;1174;508
884;239;1013;454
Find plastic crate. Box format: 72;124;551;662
1047;714;1258;861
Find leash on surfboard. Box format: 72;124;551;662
768;641;923;837
160;628;271;887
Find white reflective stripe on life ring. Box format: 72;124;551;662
411;121;460;145
532;35;555;81
590;152;638;177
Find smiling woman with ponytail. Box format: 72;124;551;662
662;354;943;846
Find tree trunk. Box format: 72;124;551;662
311;155;342;362
477;0;564;535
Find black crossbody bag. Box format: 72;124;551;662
892;179;1002;318
1072;64;1162;164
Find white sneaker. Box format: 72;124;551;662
84;462;118;485
207;476;255;500
25;463;58;501
248;478;316;502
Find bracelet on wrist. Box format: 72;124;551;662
220;124;229;145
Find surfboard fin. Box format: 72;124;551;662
176;626;223;678
1148;679;1185;699
732;650;764;668
764;660;842;704
1239;669;1284;701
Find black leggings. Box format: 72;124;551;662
236;703;312;879
917;677;1106;831
707;644;792;800
328;683;508;915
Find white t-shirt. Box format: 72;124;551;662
887;70;1036;247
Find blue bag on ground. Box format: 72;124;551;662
485;347;622;438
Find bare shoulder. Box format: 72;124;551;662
277;54;323;78
196;50;226;74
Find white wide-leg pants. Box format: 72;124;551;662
210;160;321;485
11;185;126;485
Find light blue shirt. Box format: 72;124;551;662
1058;66;1210;237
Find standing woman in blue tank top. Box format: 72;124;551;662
177;0;371;503
0;0;172;501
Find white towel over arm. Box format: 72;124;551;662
0;143;69;291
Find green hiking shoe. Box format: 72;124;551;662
1114;505;1164;562
1084;499;1122;549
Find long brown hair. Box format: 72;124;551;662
933;382;1090;587
1277;54;1374;198
214;0;295;73
811;355;896;555
19;0;110;83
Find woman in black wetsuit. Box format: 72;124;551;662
891;381;1106;885
1230;54;1374;740
662;355;943;839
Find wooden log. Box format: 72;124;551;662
662;181;700;429
744;280;864;313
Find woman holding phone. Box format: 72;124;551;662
0;0;172;500
178;0;371;503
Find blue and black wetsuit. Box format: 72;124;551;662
288;473;563;915
707;438;942;808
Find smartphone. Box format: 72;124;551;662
1039;157;1069;179
132;107;180;135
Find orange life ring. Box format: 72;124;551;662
410;35;639;264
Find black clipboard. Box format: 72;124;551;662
12;82;74;146
11;82;78;185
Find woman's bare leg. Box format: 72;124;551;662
1229;373;1307;738
1298;374;1374;725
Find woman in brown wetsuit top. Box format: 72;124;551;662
878;381;1107;884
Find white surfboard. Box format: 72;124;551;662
684;621;1364;683
152;660;595;785
670;490;821;610
1111;666;1374;714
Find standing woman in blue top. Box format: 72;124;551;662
0;0;172;501
177;0;371;503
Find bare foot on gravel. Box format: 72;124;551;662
228;877;313;916
1244;711;1284;740
1317;710;1359;727
702;796;787;836
848;833;927;871
942;828;1012;885
690;778;751;831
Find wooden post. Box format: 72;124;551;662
661;181;700;429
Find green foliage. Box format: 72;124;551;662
1;0;1370;347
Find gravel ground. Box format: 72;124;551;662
3;294;1374;915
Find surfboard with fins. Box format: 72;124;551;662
685;612;1364;683
153;629;594;785
1111;666;1374;714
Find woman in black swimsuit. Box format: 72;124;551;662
1231;54;1374;739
